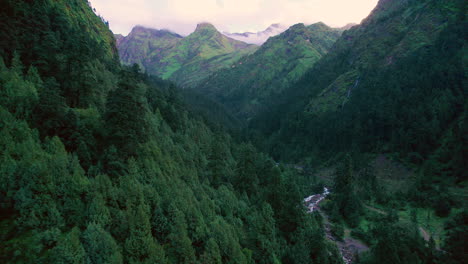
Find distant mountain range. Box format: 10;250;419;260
116;21;345;119
115;22;353;91
116;23;258;88
222;23;289;45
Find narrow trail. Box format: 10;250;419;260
419;227;431;241
304;188;369;264
363;205;385;215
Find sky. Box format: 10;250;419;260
89;0;379;36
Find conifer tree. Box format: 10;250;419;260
51;227;86;264
82;223;122;264
125;202;166;264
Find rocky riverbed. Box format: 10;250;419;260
304;188;369;264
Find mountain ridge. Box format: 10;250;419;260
116;22;258;87
196;22;343;120
250;0;466;167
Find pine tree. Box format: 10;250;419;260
51;227;86;264
333;154;362;227
88;194;111;228
82;223;122;264
124;202;166;264
104;68;152;158
200;238;222;264
167;209;196;264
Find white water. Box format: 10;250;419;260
304;187;330;213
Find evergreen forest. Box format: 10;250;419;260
0;0;466;264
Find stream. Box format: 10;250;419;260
304;188;369;264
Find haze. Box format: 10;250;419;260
89;0;379;35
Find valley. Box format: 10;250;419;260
0;0;466;264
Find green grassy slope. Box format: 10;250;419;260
118;26;183;71
196;22;342;120
117;23;258;88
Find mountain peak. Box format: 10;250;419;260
290;23;306;29
307;22;332;31
128;25;182;39
195;22;217;32
131;25;155;33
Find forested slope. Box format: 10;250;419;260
252;0;466;171
0;0;342;263
245;1;467;262
197;22;342;120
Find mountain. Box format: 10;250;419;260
114;33;125;45
116;23;258;87
117;26;183;67
251;0;466;193
197;22;342;120
222;23;289;45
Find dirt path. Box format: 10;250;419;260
364;205;386;215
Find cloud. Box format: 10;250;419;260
89;0;378;35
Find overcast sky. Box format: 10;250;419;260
89;0;379;36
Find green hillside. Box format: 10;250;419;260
118;26;183;72
0;1;341;264
197;22;342;120
117;23;258;88
243;0;468;264
247;1;467;262
252;0;466;165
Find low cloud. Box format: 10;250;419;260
90;0;378;35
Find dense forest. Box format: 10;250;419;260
0;0;342;263
246;0;467;263
0;0;466;264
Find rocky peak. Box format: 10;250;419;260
194;22;218;33
127;25;182;39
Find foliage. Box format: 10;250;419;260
0;1;339;264
0;1;465;264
